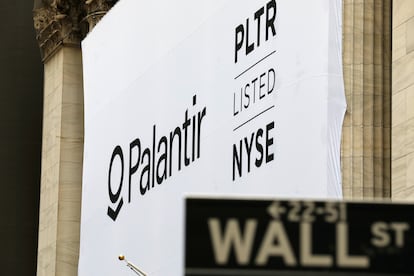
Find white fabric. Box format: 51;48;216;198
80;0;346;275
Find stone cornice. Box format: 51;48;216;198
33;0;118;62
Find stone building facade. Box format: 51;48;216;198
32;2;119;275
31;0;414;275
392;1;414;199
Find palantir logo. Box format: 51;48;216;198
105;95;207;222
107;145;124;221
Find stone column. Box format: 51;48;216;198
341;0;392;199
392;0;414;199
33;1;117;275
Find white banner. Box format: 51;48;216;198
80;0;346;275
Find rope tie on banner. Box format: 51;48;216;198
118;255;148;276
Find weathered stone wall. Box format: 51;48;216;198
341;0;392;199
34;1;117;275
392;0;414;200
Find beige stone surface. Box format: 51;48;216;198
392;90;406;127
341;0;391;199
407;17;414;54
393;51;414;93
37;47;84;276
394;0;414;27
392;0;414;200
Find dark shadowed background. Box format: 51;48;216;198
0;1;43;275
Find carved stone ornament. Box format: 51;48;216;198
33;0;118;62
84;0;117;31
